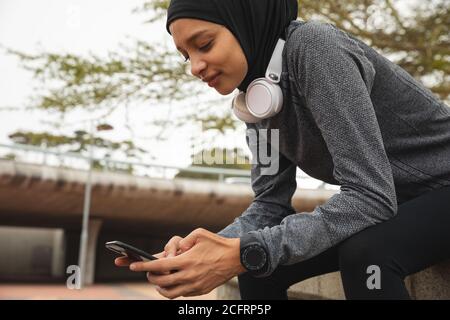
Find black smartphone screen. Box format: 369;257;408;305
105;241;158;262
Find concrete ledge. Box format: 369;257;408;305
407;260;450;299
217;259;450;300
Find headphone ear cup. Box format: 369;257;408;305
245;79;283;119
232;92;261;123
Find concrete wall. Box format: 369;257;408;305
0;226;65;281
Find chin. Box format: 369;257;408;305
215;84;236;96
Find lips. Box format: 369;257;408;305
203;73;221;84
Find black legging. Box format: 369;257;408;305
238;185;450;300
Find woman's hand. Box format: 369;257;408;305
128;228;246;299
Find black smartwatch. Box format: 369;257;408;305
240;233;268;275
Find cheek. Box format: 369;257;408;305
213;42;236;69
218;52;242;83
214;49;231;70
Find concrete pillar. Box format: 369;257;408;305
51;229;65;278
83;219;103;285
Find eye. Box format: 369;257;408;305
199;41;212;52
181;41;213;63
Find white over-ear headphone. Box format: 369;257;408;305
232;38;285;123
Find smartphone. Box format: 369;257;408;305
105;240;158;262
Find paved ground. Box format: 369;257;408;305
0;283;217;300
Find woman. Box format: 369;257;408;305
116;0;450;300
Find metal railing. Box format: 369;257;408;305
0;142;332;189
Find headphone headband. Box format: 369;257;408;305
265;39;285;84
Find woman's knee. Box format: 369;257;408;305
338;232;388;272
337;231;413;299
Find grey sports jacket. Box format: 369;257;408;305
217;20;450;277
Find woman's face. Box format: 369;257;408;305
169;18;248;95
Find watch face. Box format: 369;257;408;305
242;245;267;271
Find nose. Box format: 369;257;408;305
190;57;207;80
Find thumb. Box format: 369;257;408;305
178;228;207;252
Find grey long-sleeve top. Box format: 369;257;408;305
217;20;450;277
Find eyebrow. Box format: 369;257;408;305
176;29;210;52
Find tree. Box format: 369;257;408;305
296;0;449;100
8;129;145;173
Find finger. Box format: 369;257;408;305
130;255;185;273
184;291;203;297
151;270;171;275
183;289;208;297
164;236;183;257
156;284;199;300
148;251;170;275
178;228;207;252
149;270;170;276
115;256;132;267
148;254;170;275
146;270;193;288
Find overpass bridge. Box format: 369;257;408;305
0;143;338;284
0;159;337;235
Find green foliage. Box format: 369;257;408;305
8;130;142;153
175;147;251;180
7;130;146;173
0;153;17;161
297;0;449;100
5;40;203;114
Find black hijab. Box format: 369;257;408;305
166;0;298;92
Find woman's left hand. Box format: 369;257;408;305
129;228;246;299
